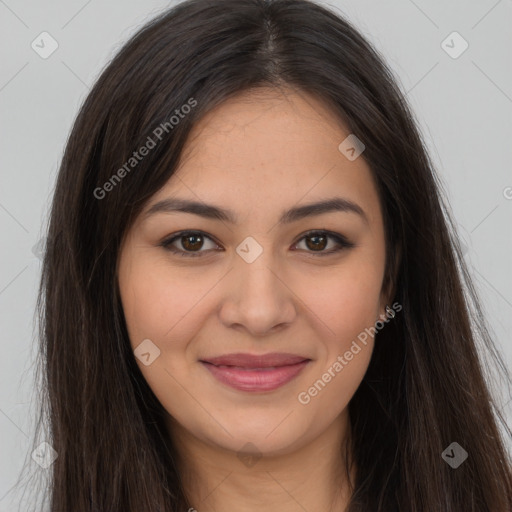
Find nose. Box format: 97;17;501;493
218;249;297;337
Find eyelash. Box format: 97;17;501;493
159;230;355;258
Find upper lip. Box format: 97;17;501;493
200;352;310;368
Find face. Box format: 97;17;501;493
118;87;390;459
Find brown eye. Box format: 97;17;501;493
161;231;220;257
304;233;328;251
161;229;354;259
181;233;204;251
294;230;354;255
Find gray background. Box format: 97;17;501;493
1;0;511;509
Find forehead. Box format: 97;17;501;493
148;88;382;227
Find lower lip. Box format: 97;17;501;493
201;360;310;392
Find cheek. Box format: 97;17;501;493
118;257;211;418
119;254;213;348
291;259;381;403
292;259;383;341
296;277;377;416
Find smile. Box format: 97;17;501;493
200;353;311;392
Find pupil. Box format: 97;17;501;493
183;234;203;251
306;234;327;251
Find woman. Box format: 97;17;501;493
24;0;512;510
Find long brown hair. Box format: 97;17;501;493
16;0;512;510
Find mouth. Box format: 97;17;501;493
199;352;311;392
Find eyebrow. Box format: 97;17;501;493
143;196;368;225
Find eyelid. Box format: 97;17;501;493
160;229;354;257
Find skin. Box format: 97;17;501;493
118;87;392;512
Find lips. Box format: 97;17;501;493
200;352;309;368
200;352;311;392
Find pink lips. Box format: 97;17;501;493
200;352;310;392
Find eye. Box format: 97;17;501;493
160;229;354;258
160;231;221;257
292;230;355;256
